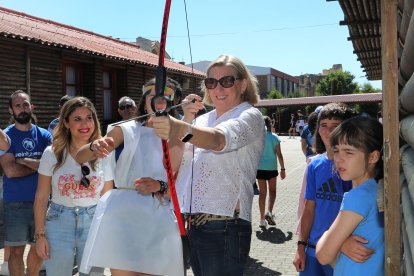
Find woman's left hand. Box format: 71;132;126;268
134;177;161;194
280;170;286;180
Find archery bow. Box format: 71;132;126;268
152;0;191;271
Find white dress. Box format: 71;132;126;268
80;121;184;275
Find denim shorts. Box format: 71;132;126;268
45;202;103;276
3;201;35;246
188;217;252;276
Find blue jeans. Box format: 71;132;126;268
45;202;103;276
188;218;252;276
3;201;35;245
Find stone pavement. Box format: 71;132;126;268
0;136;305;276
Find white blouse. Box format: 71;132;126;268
176;102;265;222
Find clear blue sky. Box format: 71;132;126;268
1;0;382;89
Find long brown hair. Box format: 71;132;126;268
52;97;101;172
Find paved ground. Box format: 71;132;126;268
0;135;305;276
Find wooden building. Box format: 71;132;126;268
0;7;205;130
333;1;412;274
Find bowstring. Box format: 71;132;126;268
183;0;195;230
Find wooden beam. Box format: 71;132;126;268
347;34;381;41
354;48;381;54
340;19;381;25
381;0;400;275
357;56;382;61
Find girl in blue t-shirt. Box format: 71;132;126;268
316;116;384;275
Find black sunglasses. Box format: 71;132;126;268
119;104;133;111
204;76;241;89
80;165;90;188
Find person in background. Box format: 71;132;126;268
152;54;265;275
293;103;356;275
75;77;183;276
117;96;137;121
297;110;306;135
257;116;286;227
377;111;383;124
288;113;297;139
301;112;318;159
316;116;384;275
114;97;138;162
0;90;52;276
34;97;112;276
48;95;73;135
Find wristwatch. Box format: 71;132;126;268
181;124;193;142
297;240;307;247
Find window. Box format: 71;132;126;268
103;71;113;121
63;64;82;96
270;75;276;90
277;77;282;92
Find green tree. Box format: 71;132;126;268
355;82;381;94
316;70;358;95
287;90;304;98
353;83;382;116
267;89;283;99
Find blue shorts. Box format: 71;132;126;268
3;201;35;246
299;254;333;276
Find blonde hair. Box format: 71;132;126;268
202;55;259;106
52;97;101;172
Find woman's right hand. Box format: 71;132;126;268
182;94;204;122
90;137;115;158
35;237;49;260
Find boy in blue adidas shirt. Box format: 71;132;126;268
294;103;371;275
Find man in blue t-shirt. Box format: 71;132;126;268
47;94;72;135
0;90;52;276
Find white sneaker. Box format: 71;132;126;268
0;261;9;276
265;212;276;226
259;219;267;227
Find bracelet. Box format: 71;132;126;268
281;169;286;171
34;233;46;242
297;240;307;247
158;180;168;194
89;141;95;152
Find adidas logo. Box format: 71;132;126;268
316;178;344;202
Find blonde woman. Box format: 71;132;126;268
152;54;265;275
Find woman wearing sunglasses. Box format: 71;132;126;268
75;77;184;276
152;54;265;275
34;97;113;276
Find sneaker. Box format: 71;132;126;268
259;219;267;227
0;261;9;276
265;212;276;226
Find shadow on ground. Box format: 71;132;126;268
255;227;293;244
244;256;281;275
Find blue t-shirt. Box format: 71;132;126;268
304;153;352;257
258;131;281;171
301;125;315;158
3;124;52;202
334;178;384;276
